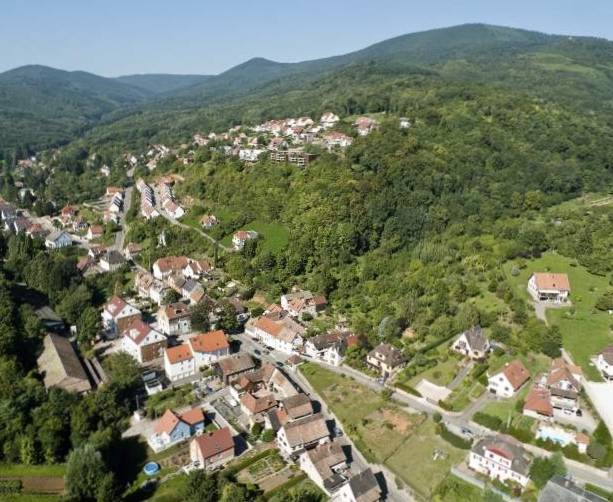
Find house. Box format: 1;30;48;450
354;117;378;136
523;385;554;421
86;225;104;241
229;362;298;403
183;259;212;279
106;186;123;198
153;256;190;280
232;230;258;250
488;360;530;398
468;434;532;488
239;148;265;162
240;392;277;426
281;290;327;319
276;413;330;457
120;319;167;364
163;199;185;219
216;353;256;384
528;273;571;303
45;230;72;249
189;427;235;470
135;271;168;305
72;217;87;232
36;334;92;394
88;244;106;259
331;468;381;502
399;117;412;129
102;296;141;337
538;475;607;502
141;203;159;220
200;215;219;229
60;204;77;223
157;302;192;335
164;344;196;382
324;131;353;149
77;256;95;274
281;393;313;421
189;330;230;368
245;313;305;354
99;250;126;272
451;325;490;360
303;331;353;366
366;344;405;378
148;407;205;452
320;112;340;129
299;441;347;495
546;358;582;413
123;242;143;260
597;346;613;381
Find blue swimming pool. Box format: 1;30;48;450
537;427;572;446
143;462;160;476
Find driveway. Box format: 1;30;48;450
584;380;613;433
415;379;451;402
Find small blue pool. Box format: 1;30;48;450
143;462;160;476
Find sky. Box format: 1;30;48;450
1;0;612;77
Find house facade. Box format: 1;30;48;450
188;330;230;368
277;413;330;457
148;407;205;452
157;302;192;335
366;343;405;378
189;427;235;470
45;230;72;249
246;314;305;354
469;435;531;488
528;273;571;303
164;345;196;382
451;325;490;360
597;347;613;381
488;360;530;398
102;296;141;337
120;319;167;364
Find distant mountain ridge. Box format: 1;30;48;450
1;23;613;151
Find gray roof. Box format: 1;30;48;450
347;468;381;502
368;343;405;367
472;434;531;477
46;230;70;243
538;476;607;502
103;250;125;265
461;325;489;352
37;334;91;393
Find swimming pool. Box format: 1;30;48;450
536;426;573;446
143;462;160;476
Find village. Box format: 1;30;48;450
3;110;613;502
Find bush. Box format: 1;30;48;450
0;480;21;494
433;412;442;423
261;429;276;442
394;382;422;397
438;424;472;449
587;442;607;461
473;412;503;431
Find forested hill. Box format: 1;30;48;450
2;23;613;154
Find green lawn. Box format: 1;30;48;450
504;252;613;380
433;474;488;501
0;465;66;477
385;420;467;499
404;355;460;387
300;363;466;496
220;220;289;253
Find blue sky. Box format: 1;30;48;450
1;0;611;76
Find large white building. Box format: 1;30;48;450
487;360;530;398
245;313;305;354
468;435;532;488
188;330;230;368
120;319;167;364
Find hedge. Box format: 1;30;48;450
584;483;613;502
394;382;422;397
438;424;472;450
0;479;22;494
473;412;503;431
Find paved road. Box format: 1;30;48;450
234;333;412;502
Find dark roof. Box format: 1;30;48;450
368;343;405;367
538;476;607;502
217;353;255;377
347;468;381;501
103;250;125;265
461;325;489;352
472;434;531;476
37;334;91;393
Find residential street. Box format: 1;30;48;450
234;333;413;502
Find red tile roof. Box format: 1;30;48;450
189;330;229;353
165;345;193;364
192;427;234;460
532;273;570;292
154;409;180;435
502;360;530;390
180;407;205;426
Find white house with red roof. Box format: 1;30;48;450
153;256;190;280
189;330;230;368
120;319;167;364
189;427;235;470
232;230;258;251
469;435;532;488
101;296;141;337
320;112;340;129
488;360;530;398
164;345;196;381
246;313;305;354
528;273;571;303
280;290;327;319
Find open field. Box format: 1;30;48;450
220;220;289;253
504;252;612;380
300;363;467;496
386;420;466;499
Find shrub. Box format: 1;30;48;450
395;382;422;397
432;412;442;423
587;442;607;461
438;424;472;449
473;412;503;431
